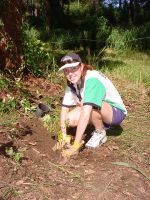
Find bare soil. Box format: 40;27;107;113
0;77;150;200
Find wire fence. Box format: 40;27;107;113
48;36;150;45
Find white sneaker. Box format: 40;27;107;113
85;129;107;148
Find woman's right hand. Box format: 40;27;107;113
52;131;71;151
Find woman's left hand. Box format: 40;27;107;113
61;140;84;158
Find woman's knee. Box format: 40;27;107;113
66;107;81;127
90;110;102;123
101;102;113;123
66;113;77;127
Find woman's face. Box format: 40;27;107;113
63;64;83;84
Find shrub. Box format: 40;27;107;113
96;16;111;48
22;23;54;76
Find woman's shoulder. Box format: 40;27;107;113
86;70;98;76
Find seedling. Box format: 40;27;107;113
5;147;23;163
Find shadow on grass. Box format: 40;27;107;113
106;125;123;136
98;59;125;71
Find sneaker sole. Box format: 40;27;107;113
85;136;107;149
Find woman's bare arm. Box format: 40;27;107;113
75;104;92;143
60;106;70;137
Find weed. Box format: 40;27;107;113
0;94;16;113
42;110;60;135
5;147;23;163
0;186;18;200
112;162;150;180
0;79;5;90
20;98;36;114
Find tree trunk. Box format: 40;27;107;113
0;0;23;78
129;0;134;24
119;0;122;9
45;0;52;34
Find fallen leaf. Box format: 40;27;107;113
108;145;119;151
84;169;95;175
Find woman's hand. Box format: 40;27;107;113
52;134;71;151
61;140;84;158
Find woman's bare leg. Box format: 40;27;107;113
66;106;81;127
66;102;113;130
90;102;113;130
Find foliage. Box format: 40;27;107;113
0;77;15;92
0;0;9;13
48;29;82;50
0;75;36;114
0;94;16;113
42;108;60;135
67;2;90;17
107;23;150;51
96;16;111;48
21;23;54;76
20;98;36;114
0;19;4;27
5;146;23;163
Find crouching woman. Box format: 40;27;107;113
58;53;127;158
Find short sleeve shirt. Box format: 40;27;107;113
62;70;127;114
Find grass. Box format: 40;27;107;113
101;50;150;88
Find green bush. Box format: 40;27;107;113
96;16;111;48
22;23;54;76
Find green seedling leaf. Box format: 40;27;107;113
5;147;23;163
14;152;23;162
57;130;63;141
5;147;14;157
112;161;150;181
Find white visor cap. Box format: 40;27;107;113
59;53;82;71
58;62;80;71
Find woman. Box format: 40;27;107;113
58;53;127;158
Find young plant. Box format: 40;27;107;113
5;147;23;163
0;94;16;113
42;108;60;136
20;98;36;114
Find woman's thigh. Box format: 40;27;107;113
67;102;113;126
100;102;126;125
100;101;113;124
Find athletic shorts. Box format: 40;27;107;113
103;107;126;129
